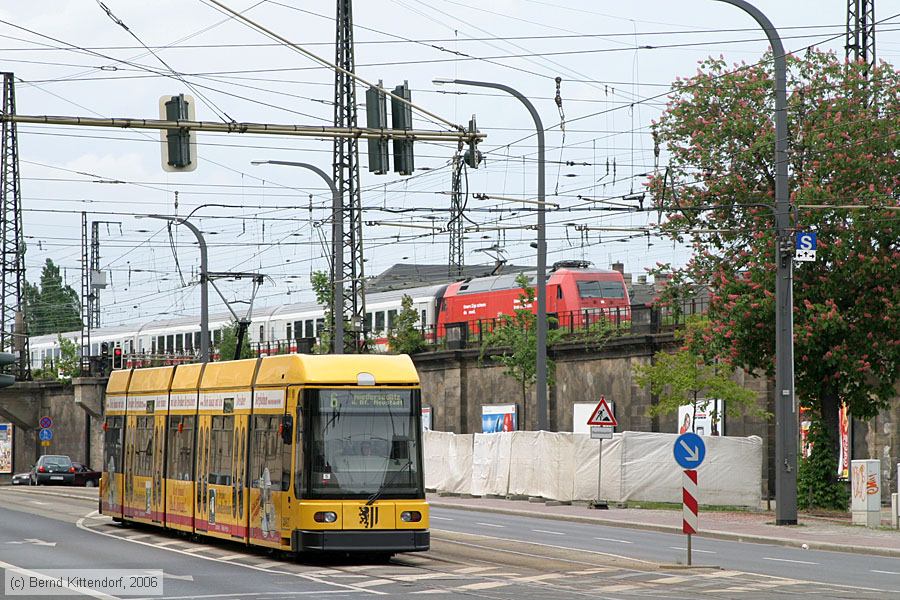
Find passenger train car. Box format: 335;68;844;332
101;353;429;555
28;263;629;369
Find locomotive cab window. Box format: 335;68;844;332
576;280;625;299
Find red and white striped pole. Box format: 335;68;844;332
682;469;699;565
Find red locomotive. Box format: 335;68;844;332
437;261;630;333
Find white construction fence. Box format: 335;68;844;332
424;430;763;507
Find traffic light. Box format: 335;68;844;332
465;115;482;169
159;94;197;172
112;347;123;370
391;82;414;176
366;83;390;174
0;352;16;388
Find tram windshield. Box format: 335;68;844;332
305;388;423;499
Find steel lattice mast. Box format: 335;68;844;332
846;0;876;76
333;0;366;350
449;155;464;278
81;212;90;372
0;73;29;380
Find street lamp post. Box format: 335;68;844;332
251;160;344;354
434;78;549;431
715;0;796;524
144;215;209;363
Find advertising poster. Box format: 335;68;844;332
0;423;10;473
799;406;812;458
838;403;851;480
677;399;723;436
481;404;517;433
422;405;432;431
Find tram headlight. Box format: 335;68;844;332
400;511;422;523
313;511;338;523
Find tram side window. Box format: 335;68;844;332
135;416;154;477
166;416;195;481
103;416;123;474
208;415;234;485
251;415;286;492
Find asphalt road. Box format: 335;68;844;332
2;486;899;599
430;505;900;591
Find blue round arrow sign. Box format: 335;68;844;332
38;428;53;442
673;432;706;469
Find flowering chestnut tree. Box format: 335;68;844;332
647;50;899;503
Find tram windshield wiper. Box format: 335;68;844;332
366;459;412;506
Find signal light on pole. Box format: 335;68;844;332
159;94;197;172
112;347;123;370
366;82;390;174
0;351;16;388
391;81;414;176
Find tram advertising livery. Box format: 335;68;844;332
99;354;429;554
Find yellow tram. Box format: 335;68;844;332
100;354;429;554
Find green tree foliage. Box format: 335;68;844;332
388;294;425;355
26;259;82;336
480;273;565;406
648;51;899;506
310;270;334;354
798;416;849;511
32;335;79;381
217;321;255;361
634;332;765;425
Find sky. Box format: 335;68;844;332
1;0;897;330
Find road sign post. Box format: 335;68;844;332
674;432;706;566
587;397;617;510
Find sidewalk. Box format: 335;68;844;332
427;493;900;558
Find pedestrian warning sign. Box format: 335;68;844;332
586;396;617;427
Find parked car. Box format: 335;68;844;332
71;462;101;487
11;472;31;485
31;455;76;485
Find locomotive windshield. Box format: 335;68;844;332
304;388;424;499
576;279;626;299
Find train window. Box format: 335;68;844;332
157;337;164;354
166;335;174;353
208;415;234;486
286;323;292;340
251;415;285;492
167;416;195;481
421;309;426;325
259;325;265;342
103;416;123;479
135;416;154;478
304;320;314;338
315;318;324;336
365;312;373;332
576;280;625;299
175;335;184;352
213;329;222;345
557;286;563;299
194;332;201;349
388;310;398;330
375;311;385;332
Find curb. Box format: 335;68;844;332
428;500;900;559
0;487;98;503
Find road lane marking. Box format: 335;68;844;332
353;579;394;588
430;516;453;521
871;570;900;575
253;560;286;569
454;581;510;590
475;522;505;528
453;566;499;574
76;511;386;595
668;546;716;554
762;557;819;565
594;537;633;544
0;558;119;600
217;553;245;560
531;529;565;535
511;573;566;583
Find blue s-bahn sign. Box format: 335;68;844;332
795;232;817;262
